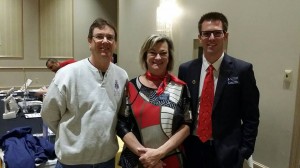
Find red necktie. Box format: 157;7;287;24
197;65;214;142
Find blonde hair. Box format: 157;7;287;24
139;34;174;71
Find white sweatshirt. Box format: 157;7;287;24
41;58;128;165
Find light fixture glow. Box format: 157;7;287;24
156;0;182;37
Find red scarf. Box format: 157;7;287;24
145;71;186;95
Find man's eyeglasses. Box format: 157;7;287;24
92;34;115;42
200;30;225;39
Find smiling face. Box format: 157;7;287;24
199;20;228;62
88;25;116;62
146;41;169;76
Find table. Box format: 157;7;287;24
0;96;55;168
0;112;43;137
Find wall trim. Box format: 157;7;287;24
0;67;46;70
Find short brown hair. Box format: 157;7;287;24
46;58;58;67
88;18;117;41
198;12;228;34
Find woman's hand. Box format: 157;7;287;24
152;160;166;168
137;148;165;168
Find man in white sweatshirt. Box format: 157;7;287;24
41;18;128;168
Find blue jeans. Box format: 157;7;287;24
55;158;115;168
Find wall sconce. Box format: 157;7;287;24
156;0;182;37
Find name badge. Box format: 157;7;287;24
158;93;169;101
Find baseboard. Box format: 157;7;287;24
253;161;270;168
243;160;270;168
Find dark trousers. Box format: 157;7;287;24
183;135;218;168
183;135;244;168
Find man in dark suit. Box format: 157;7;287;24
178;12;260;168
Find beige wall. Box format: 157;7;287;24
0;0;51;89
73;0;117;60
118;0;300;168
0;0;117;89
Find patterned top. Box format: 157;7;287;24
117;76;192;168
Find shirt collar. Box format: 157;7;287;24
202;53;224;72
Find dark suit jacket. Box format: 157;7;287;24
178;54;260;167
